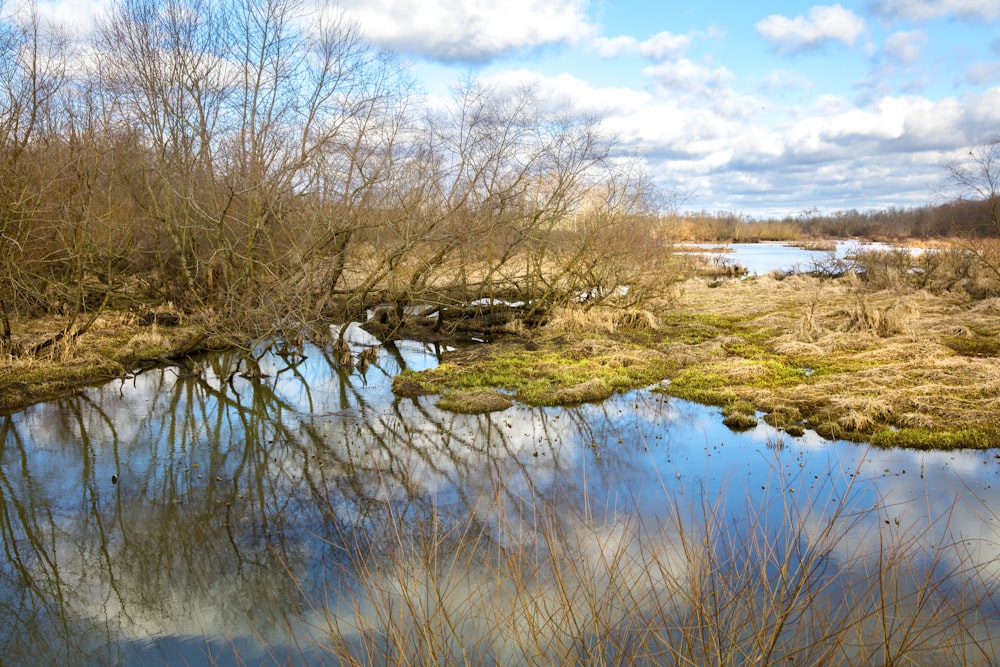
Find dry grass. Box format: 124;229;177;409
545;306;659;335
658;272;1000;445
550;377;612;404
0;313;214;412
435;389;514;414
283;459;1000;666
391;267;998;446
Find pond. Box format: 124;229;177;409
2;326;999;665
695;240;911;275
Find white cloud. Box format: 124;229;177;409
596;68;994;214
639;31;692;60
10;0;110;36
780;95;966;161
592;35;638;58
483;69;651;116
644;59;735;94
590;30;691;60
871;0;1000;21
965;85;1000;136
338;0;595;62
756;4;866;54
883;30;928;66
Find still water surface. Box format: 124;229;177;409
0;250;996;665
698;240;908;275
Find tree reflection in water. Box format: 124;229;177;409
2;330;1000;665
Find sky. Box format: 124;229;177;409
28;0;1000;218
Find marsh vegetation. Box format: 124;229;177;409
3;339;1000;666
3;1;1000;664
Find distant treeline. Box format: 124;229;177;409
676;199;999;243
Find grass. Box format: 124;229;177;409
4;250;999;447
279;456;1000;666
658;273;1000;447
869;426;1000;450
394;339;677;407
0;312;219;412
435;389;514;414
387;270;1000;447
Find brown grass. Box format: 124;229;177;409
0;314;217;412
550;377;612;404
436;389;514;414
654;272;1000;445
283;458;1000;666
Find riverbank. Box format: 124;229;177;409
395;272;1000;449
0;309;229;413
2;272;999;448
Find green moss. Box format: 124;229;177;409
783;424;806;438
392;375;438;398
436;390;513;414
944;334;1000;357
869;426;1000;450
0;322;212;413
659;313;744;344
720;400;759;431
395;344;674;407
763;407;805;437
659;368;737;406
723;399;756;416
722;412;758;431
658;350;809;409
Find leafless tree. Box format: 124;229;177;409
0;1;73;350
97;0;411;335
946;137;1000;286
946;137;1000;234
0;0;686;352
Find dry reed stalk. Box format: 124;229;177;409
544;306;619;334
273;452;1000;666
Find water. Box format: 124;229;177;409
695;240;910;275
1;329;999;664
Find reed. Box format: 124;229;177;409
271;456;1000;666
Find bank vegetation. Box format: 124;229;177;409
1;0;999;450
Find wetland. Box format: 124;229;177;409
4;9;1000;660
3;239;1000;664
4;332;1000;665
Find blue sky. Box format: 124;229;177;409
30;0;1000;218
338;0;1000;218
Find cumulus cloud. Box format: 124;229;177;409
338;0;595;62
756;4;866;54
871;0;1000;21
644;59;734;94
639;31;692;60
606;68;996;213
9;0;110;35
592;35;639;58
883;30;928;66
591;30;691;60
483;69;651;116
788;95;967;153
321;58;1000;218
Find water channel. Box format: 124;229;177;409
695;239;913;275
2;243;997;665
